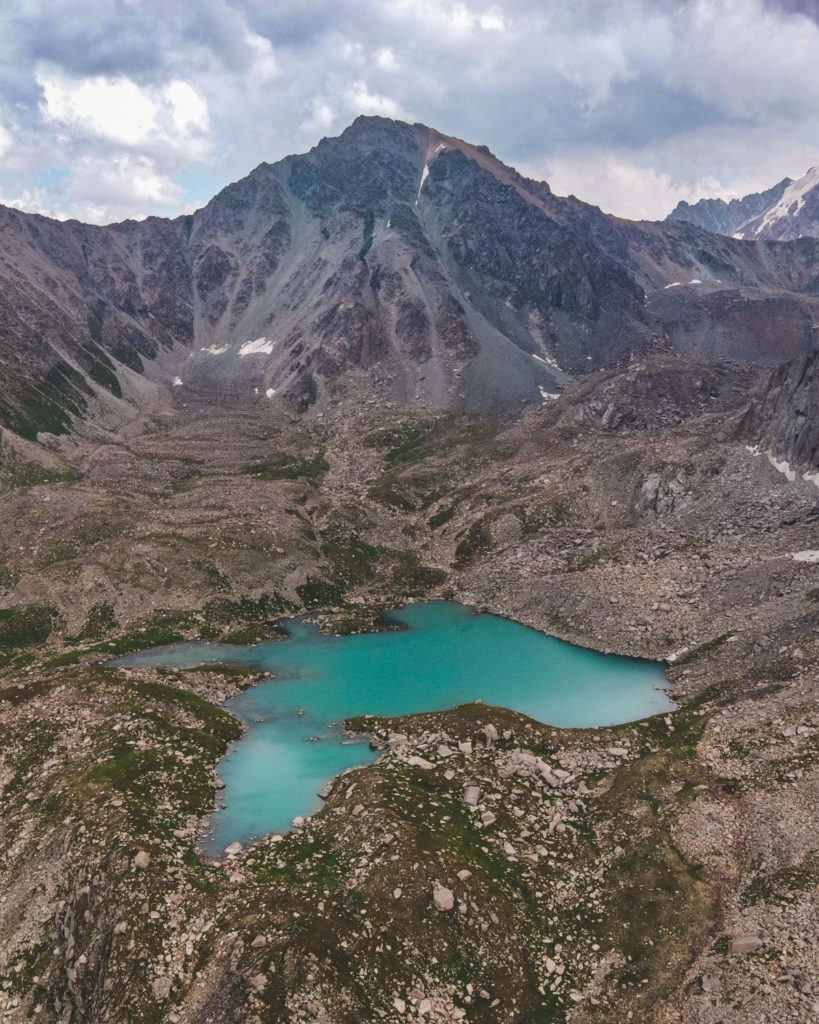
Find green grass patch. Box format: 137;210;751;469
46;612;192;666
0;457;82;489
741;851;819;907
320;531;381;587
196;562;232;593
202;592;296;628
453;517;494;568
0;604;60;650
391;552;448;596
367;475;417;511
242;453;329;483
296;577;346;609
673;633;733;667
428;505;456;529
68;602;118;643
364;415;498;470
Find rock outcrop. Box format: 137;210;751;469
741;351;819;474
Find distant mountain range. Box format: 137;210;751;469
668;167;819;241
1;116;819;444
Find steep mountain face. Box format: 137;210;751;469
2;115;819;442
739;167;819;240
741;350;819;474
668;167;819;241
0;206;192;440
667;178;792;235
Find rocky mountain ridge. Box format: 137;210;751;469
667;177;793;236
1;116;819;446
668;166;819;241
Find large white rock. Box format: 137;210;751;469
463;785;480;807
729;935;762;954
432;883;455;911
152;976;172;1001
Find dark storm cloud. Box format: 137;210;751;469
764;0;819;23
0;0;817;222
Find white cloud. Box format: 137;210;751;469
346;81;405;119
30;65;215;189
524;119;819;220
662;0;819;120
479;12;505;31
165;80;209;134
376;47;397;70
38;69;212;152
243;28;277;86
0;123;10;157
39;72;158;145
451;4;475;31
534;152;728;220
55;154;185;223
303;97;335;135
0;187;62;220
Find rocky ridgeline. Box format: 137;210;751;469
1;117;819;445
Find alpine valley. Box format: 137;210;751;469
0;117;817;1024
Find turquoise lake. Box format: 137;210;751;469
113;601;673;856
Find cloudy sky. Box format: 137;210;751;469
1;0;817;224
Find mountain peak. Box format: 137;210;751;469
668;166;819;241
1;119;819;442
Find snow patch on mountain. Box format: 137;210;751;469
792;550;819;562
532;352;561;371
538;386;559;403
239;337;275;357
751;166;819;238
416;143;445;204
746;444;818;487
767;453;797;481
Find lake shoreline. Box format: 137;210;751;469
112;600;672;858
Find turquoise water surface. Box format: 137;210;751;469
113;601;672;856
